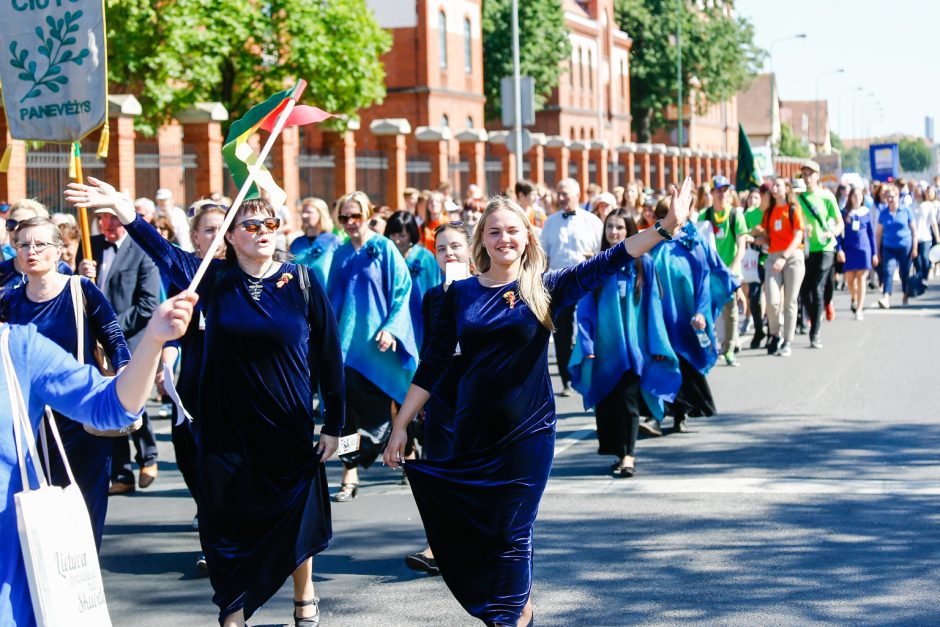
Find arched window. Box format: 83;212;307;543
466;116;474;129
441;114;450;128
587;50;593;92
463;18;472;74
439;10;447;69
578;48;585;90
569;56;575;87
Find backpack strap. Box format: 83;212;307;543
296;263;311;309
69;275;85;365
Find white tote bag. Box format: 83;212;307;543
3;328;113;627
741;246;761;284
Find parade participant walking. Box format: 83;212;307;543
0;217;130;549
540;178;603;397
327;192;417;503
78;203;162;494
420;191;446;250
796;161;844;348
651;198;723;433
385;210;442;348
839;186;877;319
0;200;72;288
67;177;345;627
384;180;694;627
909;186;939;296
404;221;472;577
568;209;681;478
290;197;341;288
0;291;196;627
743;186;769;348
762;179;806;357
698;176;747;366
876;186;917;308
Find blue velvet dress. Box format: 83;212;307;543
1;277;130;550
419;284;462;461
123;217;345;623
407;240;633;626
0;323;142;627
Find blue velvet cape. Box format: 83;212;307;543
406;240;633;626
568;254;680;420
1;277;130;549
124;217;345;623
326;234;417;403
405;244;443;348
292;232;341;290
0;323;140;627
651;224;720;375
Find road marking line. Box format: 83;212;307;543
553;423;596;456
544;477;940;495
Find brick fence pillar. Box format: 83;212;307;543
415;126;452;192
178;102;227;202
325;130;357;201
456;128;488;192
371;118;412;210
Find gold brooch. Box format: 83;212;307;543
276;272;294;288
503;290;517;309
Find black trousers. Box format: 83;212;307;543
552;304;576;387
801;251;834;341
111;411;158;484
595;371;642;458
171;407;200;503
748;264;766;340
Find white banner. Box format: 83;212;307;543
0;1;107;141
752;145;775;177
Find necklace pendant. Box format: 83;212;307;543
247;281;263;301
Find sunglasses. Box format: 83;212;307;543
188;203;229;217
338;213;364;225
238;217;281;233
6;218;18;232
433;220;465;234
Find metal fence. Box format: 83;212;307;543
24;140;103;214
134;142;197;204
406;156;431;192
356;151;387;206
484;159;501;196
298;152;334;202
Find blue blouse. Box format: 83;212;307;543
292;232;341;289
404;244;442;348
879;206;914;249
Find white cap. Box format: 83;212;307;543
155;188;172;200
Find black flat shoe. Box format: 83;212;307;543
294;598;320;627
618;465;636;478
333;482;359;502
405;551;440;575
673;418;689;433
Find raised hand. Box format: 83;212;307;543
65;176;136;223
665;177;694;233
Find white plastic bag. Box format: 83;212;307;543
741;247;761;284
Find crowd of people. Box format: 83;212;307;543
0;160;935;627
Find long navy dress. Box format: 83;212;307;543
407;240;633;626
0;276;130;549
124;217;345;623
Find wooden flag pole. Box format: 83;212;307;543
186;83;306;293
71;142;94;264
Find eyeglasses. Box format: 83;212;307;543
433;220;465;234
188;203;229;217
16;241;56;253
337;213;364;225
6;219;19;232
238;217;281;233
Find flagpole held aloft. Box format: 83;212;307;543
187;80;309;293
69;142;95;266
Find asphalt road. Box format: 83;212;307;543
102;278;940;626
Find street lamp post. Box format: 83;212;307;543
838;86;862;138
853;93;876;147
768;33;807;157
676;0;683;178
815;68;844;153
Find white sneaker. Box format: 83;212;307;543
877;296;890;309
854;310;864;321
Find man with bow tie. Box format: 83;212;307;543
80;206;162;494
540;178;603;397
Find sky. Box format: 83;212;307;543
735;0;935;141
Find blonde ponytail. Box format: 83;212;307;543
470;196;554;331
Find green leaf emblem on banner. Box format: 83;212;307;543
8;10;90;104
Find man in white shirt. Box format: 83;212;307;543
155;188;194;252
540;178;602;396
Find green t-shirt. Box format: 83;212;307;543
698;206;747;273
799;189;841;253
743;207;767;264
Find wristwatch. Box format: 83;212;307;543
654;220;673;240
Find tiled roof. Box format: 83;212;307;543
737;73;774;137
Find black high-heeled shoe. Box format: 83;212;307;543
294;597;320;627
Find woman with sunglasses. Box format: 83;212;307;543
384;180;694;627
0;199;72;288
326;192;417;502
568;209;681;478
66;177;345;627
0;217;130;550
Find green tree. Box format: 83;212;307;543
482;0;571;122
778;122;810;158
831;132;865;173
106;0;391;135
614;0;763;142
899;137;932;173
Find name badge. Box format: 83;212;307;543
852;220;861;231
774;219;783;231
716;225;727;239
618;280;627;299
338;433;361;455
198;311;206;331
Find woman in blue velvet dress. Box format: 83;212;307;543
384;181;694;626
0;291;196;626
326;192;417;503
67;177;345;627
0;217;131;550
568;209;681;478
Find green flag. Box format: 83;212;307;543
736;123;764;190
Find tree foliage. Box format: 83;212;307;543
106;0;391;135
899;137;932;173
614;0;764;142
482;0;571;122
778;122;810;158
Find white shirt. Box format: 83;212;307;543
912;201;938;243
540;208;603;271
98;233;128;287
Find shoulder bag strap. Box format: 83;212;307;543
2;326;48;492
69;275;85;365
798;192;825;227
38;406;77;486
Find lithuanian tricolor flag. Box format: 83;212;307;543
222;80;332;208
